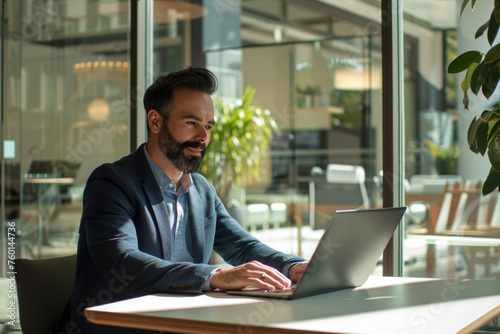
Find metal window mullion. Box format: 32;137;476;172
135;0;152;146
381;0;404;277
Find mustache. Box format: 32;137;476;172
180;141;206;151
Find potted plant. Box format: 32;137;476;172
201;86;279;213
426;140;460;175
447;0;500;195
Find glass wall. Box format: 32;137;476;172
194;1;387;265
1;0;131;271
205;36;383;261
402;0;500;280
2;0;499;282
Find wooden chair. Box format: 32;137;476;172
406;180;500;277
433;181;500;237
457;190;500;278
15;254;77;334
424;182;500;278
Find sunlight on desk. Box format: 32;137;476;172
85;276;500;334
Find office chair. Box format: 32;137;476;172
15;254;76;334
309;164;370;229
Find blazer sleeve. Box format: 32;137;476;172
80;163;218;296
192;174;305;274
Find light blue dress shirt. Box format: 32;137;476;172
143;146;195;263
143;146;301;290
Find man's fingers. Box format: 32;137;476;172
248;266;291;290
249;262;290;282
261;270;290;288
210;262;292;291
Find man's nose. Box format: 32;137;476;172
195;126;209;142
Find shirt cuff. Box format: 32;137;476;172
202;268;220;291
281;260;305;278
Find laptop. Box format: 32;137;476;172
226;206;407;299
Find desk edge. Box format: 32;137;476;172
84;309;336;334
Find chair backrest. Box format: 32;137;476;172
309;164;370;229
409;174;463;194
433;181;499;234
325;164;370;208
467;190;499;229
488;193;500;227
15;254;77;334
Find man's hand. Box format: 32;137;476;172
288;261;308;282
210;261;291;291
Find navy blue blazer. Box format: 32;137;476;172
62;144;302;334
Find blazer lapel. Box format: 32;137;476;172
187;186;206;263
133;144;172;260
143;174;172;260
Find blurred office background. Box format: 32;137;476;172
1;0;499;287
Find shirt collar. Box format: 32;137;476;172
143;145;193;192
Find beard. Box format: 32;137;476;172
158;123;207;174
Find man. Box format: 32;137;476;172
60;67;307;334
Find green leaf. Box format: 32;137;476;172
241;86;256;110
484;43;500;64
476;20;490;39
462;61;479;91
489;11;500;45
468;111;494;155
468;116;482;153
478;121;490;155
482;167;500;195
461;0;470;16
481;109;497;122
488;125;500;170
448;51;482;73
495;0;500;25
470;61;487;94
481;63;500;99
490;119;500;139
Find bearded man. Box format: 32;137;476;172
60;67;307;334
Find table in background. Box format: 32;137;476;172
23;176;75;258
85;276;500;334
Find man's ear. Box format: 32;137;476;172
147;109;163;134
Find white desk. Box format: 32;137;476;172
85;276;500;334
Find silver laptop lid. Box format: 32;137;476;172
292;207;406;299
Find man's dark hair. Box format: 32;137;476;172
143;67;218;128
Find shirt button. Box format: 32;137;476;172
168;183;175;189
177;230;182;236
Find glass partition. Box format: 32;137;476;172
6;0;495;283
1;0;131;267
402;0;500;280
206;35;384;265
